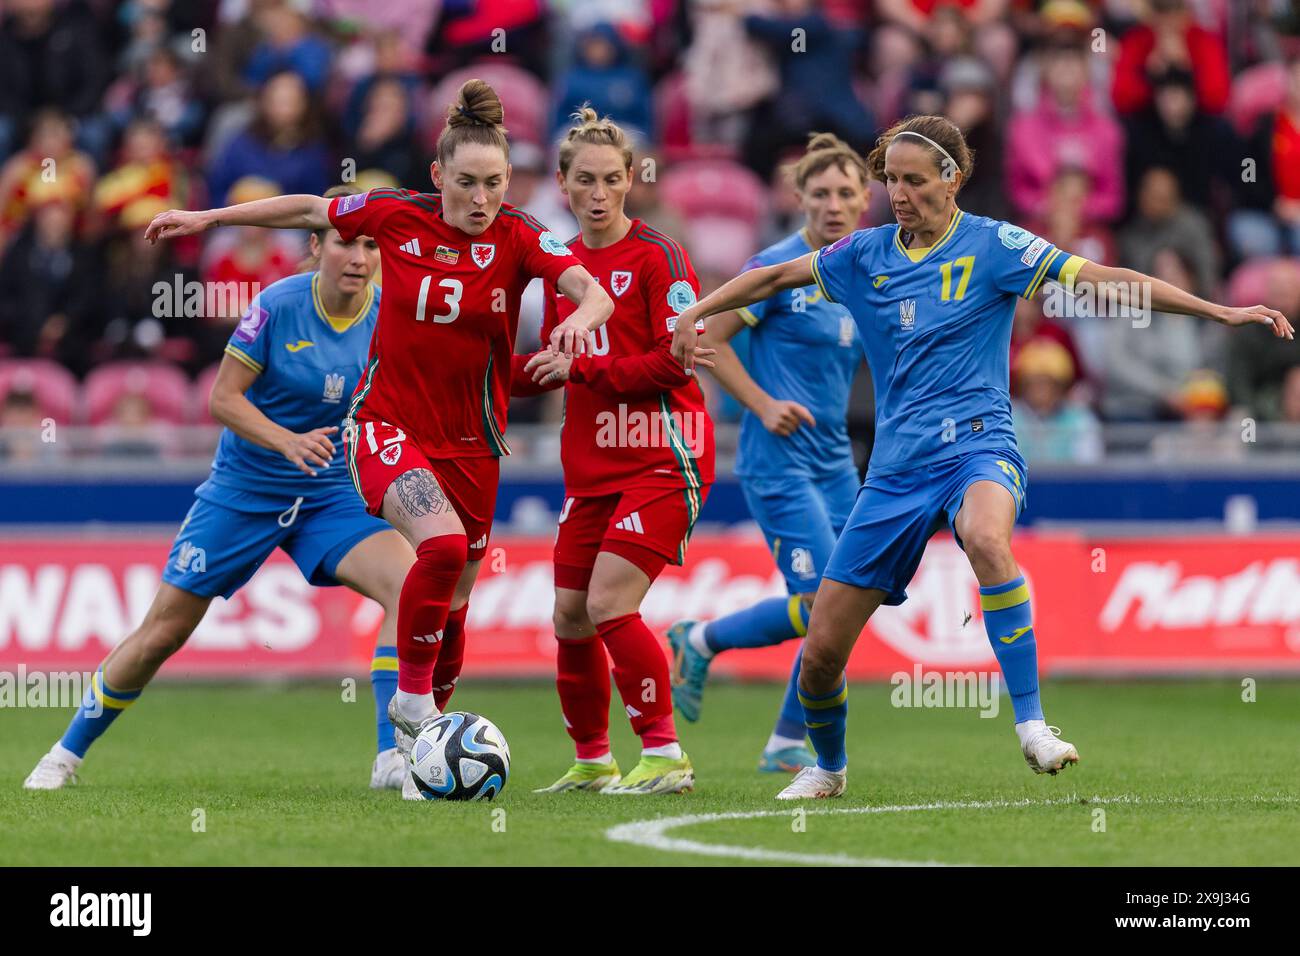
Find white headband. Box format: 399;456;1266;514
892;130;959;177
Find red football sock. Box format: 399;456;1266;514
396;533;467;694
432;603;468;711
596;612;676;747
555;636;611;760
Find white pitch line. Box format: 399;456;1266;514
604;794;1300;867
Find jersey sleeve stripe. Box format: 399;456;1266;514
1024;247;1062;298
499;207;544;232
809;250;836;303
224;344;264;373
736;306;760;327
369;188;441;214
635;223;687;277
1055;254;1088;289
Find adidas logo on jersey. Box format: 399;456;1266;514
413;630;443;644
399;237;422;256
614;512;645;534
470;534;488;549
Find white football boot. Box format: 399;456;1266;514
369;747;407;790
23;747;80;790
1018;720;1080;775
775;765;847;800
387;697;438;801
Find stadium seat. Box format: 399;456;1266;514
194;363;222;423
428;63;549;148
658;159;768;226
83;361;194;425
1226;257;1300;309
1228;61;1286;136
0;359;79;422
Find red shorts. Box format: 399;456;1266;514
345;418;499;561
553;484;710;591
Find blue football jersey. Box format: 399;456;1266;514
200;271;380;499
810;211;1085;477
735;229;860;478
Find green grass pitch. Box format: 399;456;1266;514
2;680;1296;866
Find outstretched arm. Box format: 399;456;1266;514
145;194;332;243
1076;261;1294;338
670;253;816;371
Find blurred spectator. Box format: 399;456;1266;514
1119;167;1219;299
1011;338;1103;463
1101;247;1208;421
93;117;186;232
201;174;299;319
426;0;549;79
0;383;58;462
0;0;112;162
207;70;331;206
553;23;653;142
0;110;96;248
940;56;1005;219
1226;260;1300;420
104;45;207;149
1006;40;1123;223
1278;364;1300;424
1010;296;1089;393
96;390;173;459
1230;53;1300;259
1112;0;1230;116
877;0;1012;31
0;197;101;374
682;0;779;148
318;4;440;62
1123;67;1235;213
242;1;332;93
1150;369;1244;462
99;197;203;369
741;0;874;178
903;7;974;120
1028;167;1117;266
346;76;424;185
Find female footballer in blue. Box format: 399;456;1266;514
672;115;1294;799
666;134;868;774
24;186;418;793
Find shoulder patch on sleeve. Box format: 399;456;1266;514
1021;236;1051;267
233;301;269;344
666;279;697;314
538;230;571;256
998;223;1036;250
822;233;854;257
335;191;369;216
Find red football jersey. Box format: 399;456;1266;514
328;187;582;457
521;219;715;496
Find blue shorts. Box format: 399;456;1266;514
741;467;861;595
162;483;390;599
823;448;1028;606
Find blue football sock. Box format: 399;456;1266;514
979;576;1043;723
705;595;808;654
800;675;848;772
371;647;399;754
59;667;141;759
773;643;807;742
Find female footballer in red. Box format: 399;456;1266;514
147;81;614;798
513;108;714;794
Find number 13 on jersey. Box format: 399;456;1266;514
415;276;462;323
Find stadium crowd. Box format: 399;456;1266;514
1;0;1300;466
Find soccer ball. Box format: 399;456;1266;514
409;712;510;801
